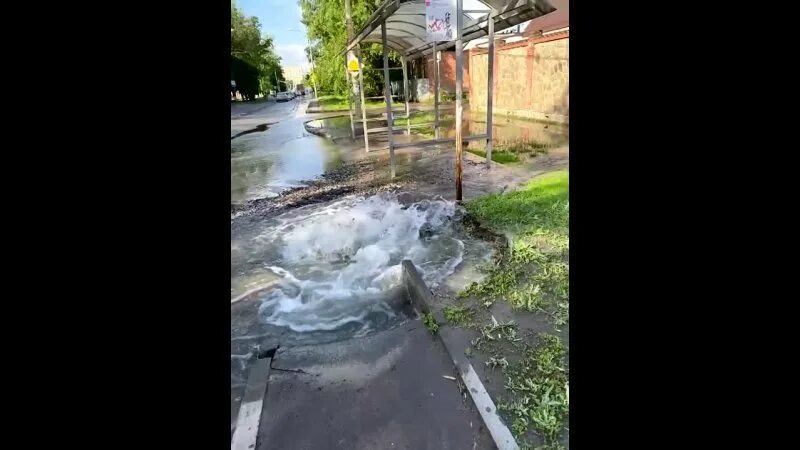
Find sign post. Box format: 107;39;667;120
347;54;360;76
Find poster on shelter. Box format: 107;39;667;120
426;0;455;42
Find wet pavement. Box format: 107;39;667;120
231;97;567;448
259;322;494;450
231;98;344;205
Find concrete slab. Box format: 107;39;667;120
258;322;495;450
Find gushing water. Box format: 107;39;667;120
231;192;486;338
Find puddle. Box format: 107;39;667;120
230;192;494;344
230;128;343;205
308;109;567;154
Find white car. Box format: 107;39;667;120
276;92;292;102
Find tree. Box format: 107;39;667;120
231;1;285;97
299;0;400;97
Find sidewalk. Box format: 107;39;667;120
257;322;495;450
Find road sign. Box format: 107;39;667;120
347;54;360;74
426;0;455;42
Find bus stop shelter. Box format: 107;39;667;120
343;0;556;200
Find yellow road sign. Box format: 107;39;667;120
347;57;360;73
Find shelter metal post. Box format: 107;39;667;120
401;55;410;118
358;51;369;153
347;69;355;139
381;21;395;178
433;41;440;140
486;10;495;167
402;55;410;134
455;0;464;201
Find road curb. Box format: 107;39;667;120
302;119;332;139
401;260;520;450
231;357;272;450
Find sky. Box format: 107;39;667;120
237;0;309;70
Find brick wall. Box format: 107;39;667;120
469;33;569;123
424;51;470;95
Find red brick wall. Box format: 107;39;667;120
424;51;470;94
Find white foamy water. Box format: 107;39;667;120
241;193;468;333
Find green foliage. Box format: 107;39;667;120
496;138;552;156
315;94;385;111
231;56;261;100
393;111;455;126
442;305;475;326
465;149;520;164
300;0;402;96
460;171;569;326
465;171;568;232
231;1;283;98
497;334;568;444
422;312;438;334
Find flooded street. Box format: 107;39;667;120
232;192;492;336
230;97;566;440
230;99;343;205
231;99;494;435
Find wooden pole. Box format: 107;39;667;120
455;0;464;201
433;41;440;139
382;22;395;178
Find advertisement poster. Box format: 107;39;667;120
425;0;455;42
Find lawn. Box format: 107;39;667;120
465;149;520;164
458;170;569;448
393;111;454;126
315;94;386;112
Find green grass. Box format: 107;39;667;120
498;139;553;155
422;312;439;334
443;305;475;326
466;149;520;164
393;111;454;126
414;126;437;139
315;95;385;112
460;170;569;322
498;334;568;445
454;171;569;448
465;170;568;232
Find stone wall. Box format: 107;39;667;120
469;34;569;124
530;38;569;120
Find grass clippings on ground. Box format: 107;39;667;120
498;333;568;446
454;170;569;447
443;305;476;326
422;311;439;334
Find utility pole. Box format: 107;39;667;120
345;0;356;102
345;0;356;138
345;0;369;152
455;0;464;201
